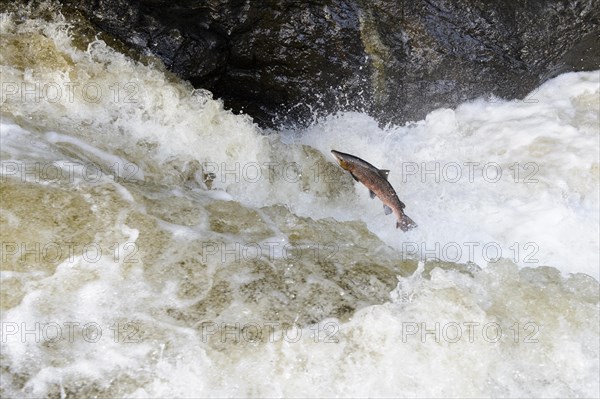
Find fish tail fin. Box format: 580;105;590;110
397;213;417;231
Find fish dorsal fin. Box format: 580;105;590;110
369;190;376;199
379;169;390;180
383;204;393;215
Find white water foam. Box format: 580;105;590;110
2;7;598;278
1;5;598;398
285;71;600;278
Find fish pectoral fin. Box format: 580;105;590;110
349;172;359;182
379;169;390;180
383;204;393;215
369;190;376;199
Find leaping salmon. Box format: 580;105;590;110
331;150;417;231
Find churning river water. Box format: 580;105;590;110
1;4;599;398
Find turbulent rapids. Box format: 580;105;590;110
0;4;599;398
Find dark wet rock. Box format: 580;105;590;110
59;0;599;127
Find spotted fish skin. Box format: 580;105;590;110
331;150;417;231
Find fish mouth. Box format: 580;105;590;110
330;150;348;169
331;150;347;163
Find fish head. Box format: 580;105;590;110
331;150;351;171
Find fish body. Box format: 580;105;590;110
331;150;417;231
